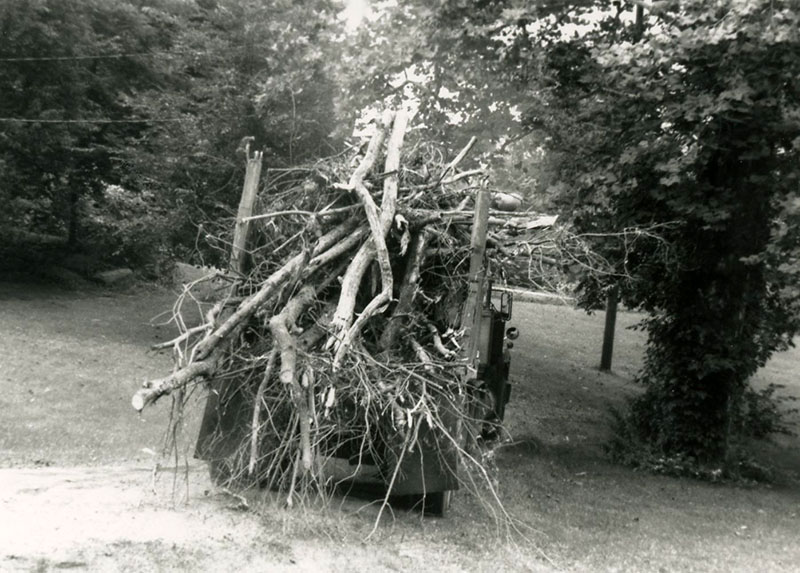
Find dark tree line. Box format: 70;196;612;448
0;0;341;272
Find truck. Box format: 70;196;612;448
194;187;517;516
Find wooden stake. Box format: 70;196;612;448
231;150;263;275
461;185;491;372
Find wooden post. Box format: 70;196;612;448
230;150;263;275
453;184;491;473
194;145;263;462
600;4;641;371
461;185;491;373
600;285;619;371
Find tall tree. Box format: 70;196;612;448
521;0;800;463
0;0;345;269
378;0;800;464
0;0;177;247
119;0;344;266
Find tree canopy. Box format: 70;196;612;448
0;0;343;270
481;0;800;464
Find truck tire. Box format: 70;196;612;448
424;490;452;517
208;458;233;487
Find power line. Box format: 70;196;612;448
0;50;179;62
0;117;188;124
0;111;265;125
0;42;275;63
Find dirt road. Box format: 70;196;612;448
0;463;552;573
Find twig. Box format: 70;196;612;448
151;322;211;350
249;346;278;475
435;136;478;186
441;168;485;185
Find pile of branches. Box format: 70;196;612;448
133;109;556;512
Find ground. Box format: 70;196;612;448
1;280;799;572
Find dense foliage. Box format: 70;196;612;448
0;0;174;250
0;0;342;272
521;1;800;463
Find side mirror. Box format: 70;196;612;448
506;327;519;340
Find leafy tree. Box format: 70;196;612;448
0;0;345;271
0;0;177;249
512;1;800;464
336;1;532;158
388;0;800;465
115;0;344;268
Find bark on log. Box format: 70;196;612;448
269;285;319;472
193;221;355;362
330;111;410;367
380;229;429;350
300;227;367;280
193;250;308;361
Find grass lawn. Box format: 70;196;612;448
0;282;185;466
1;280;798;572
495;302;800;572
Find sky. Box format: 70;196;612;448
342;0;372;31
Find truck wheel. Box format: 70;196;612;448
208;458;233;487
424;490;452;517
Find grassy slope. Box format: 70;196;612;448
0;282;201;466
495;303;800;572
1;282;798;572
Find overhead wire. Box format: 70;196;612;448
0;40;279;63
0;117;188;124
0;50;180;62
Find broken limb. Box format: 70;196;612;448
193;221;356;362
249;346;278;475
329;111;410;366
132;346;223;411
380;229;430;350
